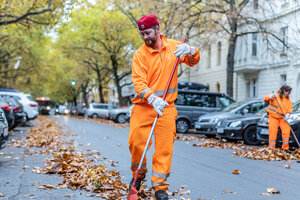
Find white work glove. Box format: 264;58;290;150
173;43;196;59
284;113;291;122
269;92;276;99
147;94;169;116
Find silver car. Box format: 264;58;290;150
109;107;131;123
85;103;116;119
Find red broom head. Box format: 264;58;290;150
127;185;138;200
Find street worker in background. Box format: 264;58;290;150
264;85;293;152
128;14;200;199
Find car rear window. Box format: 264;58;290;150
26;96;33;101
176;92;216;107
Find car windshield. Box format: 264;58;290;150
220;101;246;112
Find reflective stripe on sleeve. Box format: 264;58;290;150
154;86;178;96
140;88;151;100
269;104;278;108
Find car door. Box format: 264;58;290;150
97;105;106;118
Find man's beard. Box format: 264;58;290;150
145;35;157;47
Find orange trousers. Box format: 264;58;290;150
268;115;290;150
128;104;177;191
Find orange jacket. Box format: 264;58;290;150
264;92;292;118
131;34;200;105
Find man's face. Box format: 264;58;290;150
140;27;159;47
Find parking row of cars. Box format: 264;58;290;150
0;89;39;149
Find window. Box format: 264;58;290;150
281;26;288;54
216;82;220;92
207;46;211;68
175;92;216;107
249;102;265;113
219;97;234;108
247;79;257;98
281;74;286;85
252;34;257;57
217;42;222;65
253;0;258;9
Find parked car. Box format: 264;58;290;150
175;90;235;133
178;81;208;91
85;103;116;119
1;95;26;128
216;107;267;145
0;91;38;121
195;99;266;137
109;106;131;123
76;106;86;116
256;100;300;147
125;104;134;123
0;96;14;130
0;108;9;149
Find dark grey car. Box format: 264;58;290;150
195;99;266;137
175;90;235;133
0;108;9;149
109;107;131;123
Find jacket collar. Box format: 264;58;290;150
143;34;169;54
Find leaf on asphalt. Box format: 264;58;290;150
232;169;240;174
0;193;4;197
284;165;291;169
104;136;110;139
38;184;56;189
64;194;76;197
267;188;280;194
223;190;236;194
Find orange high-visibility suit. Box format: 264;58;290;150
129;34;200;191
264;92;293;150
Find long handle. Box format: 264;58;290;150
133;38;186;181
273;92;300;147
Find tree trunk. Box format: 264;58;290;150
226;35;237;97
111;55;124;106
96;69;105;103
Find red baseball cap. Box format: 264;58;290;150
137;14;163;31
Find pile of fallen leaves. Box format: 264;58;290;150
16;116;128;199
234;146;300;161
192;139;243;150
33;151;127;199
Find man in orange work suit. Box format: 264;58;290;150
264;85;293;153
128;15;200;199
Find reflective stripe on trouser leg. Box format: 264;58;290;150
268;116;279;149
151;106;177;191
280;118;290;150
131;162;147;177
128;105;157;178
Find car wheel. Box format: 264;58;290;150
91;113;98;119
243;126;259;145
176;119;189;133
116;113;126;124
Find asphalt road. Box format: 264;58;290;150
1;116;300;200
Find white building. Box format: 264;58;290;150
180;0;300;102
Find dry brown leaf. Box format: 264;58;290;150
267;188;280;194
232;169;240;174
0;193;4;197
284;165;291;169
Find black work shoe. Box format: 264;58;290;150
155;190;168;200
128;177;144;191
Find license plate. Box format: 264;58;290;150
217;128;224;133
195;124;201;129
260;128;269;135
